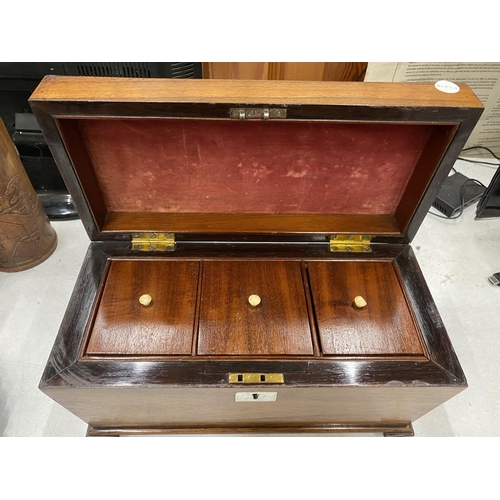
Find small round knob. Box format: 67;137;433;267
248;294;261;307
139;294;153;307
354;296;367;309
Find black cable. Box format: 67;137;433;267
458;146;500;167
457;157;500;167
461;146;500;161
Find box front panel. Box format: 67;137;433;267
43;385;464;429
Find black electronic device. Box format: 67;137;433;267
432;172;485;218
476;167;500;219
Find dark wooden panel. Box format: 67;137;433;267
86;260;199;355
44;357;461;389
87;423;415;436
394;125;456;234
29;106;104;240
404;110;483;242
198;261;314;355
94;241;405;261
94;240;408;260
40;243;109;383
394;246;466;381
55;118;108;233
307;261;423;355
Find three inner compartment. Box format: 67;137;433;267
85;259;425;358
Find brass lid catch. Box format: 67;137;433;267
229;373;284;384
230;108;287;120
131;233;175;252
329;234;372;253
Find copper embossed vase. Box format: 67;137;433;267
0;118;57;272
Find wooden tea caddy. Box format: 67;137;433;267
31;76;483;436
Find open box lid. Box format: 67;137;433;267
29;76;483;247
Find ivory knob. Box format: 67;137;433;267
139;294;153;307
354;296;367;309
248;294;261;307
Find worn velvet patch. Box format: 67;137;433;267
78;118;432;215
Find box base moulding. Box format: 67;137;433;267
86;422;415;437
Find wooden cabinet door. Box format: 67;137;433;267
203;62;367;81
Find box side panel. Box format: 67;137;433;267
394;246;466;381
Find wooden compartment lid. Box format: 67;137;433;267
29;77;483;244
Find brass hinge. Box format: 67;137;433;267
329;234;372;253
131;233;175;252
230;108;287;120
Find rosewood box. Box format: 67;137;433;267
30;76;483;436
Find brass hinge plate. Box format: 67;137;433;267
230;108;287;120
228;373;284;384
329;234;372;253
131;232;175;252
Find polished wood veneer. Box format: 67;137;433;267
30;77;482;243
198;261;313;355
308;261;423;356
32;78;482;436
87;260;199;355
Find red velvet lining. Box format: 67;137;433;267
78;119;433;215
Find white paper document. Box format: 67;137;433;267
365;62;500;158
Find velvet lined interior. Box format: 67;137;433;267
76;118;434;215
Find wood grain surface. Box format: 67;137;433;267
32;76;476;435
87;423;415;436
203;62;368;82
307;261;423;355
31;76;483;109
43;385;463;429
30;77;483;244
197;261;314;355
86;260;199;355
103;212;400;236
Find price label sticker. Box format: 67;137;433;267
435;80;460;93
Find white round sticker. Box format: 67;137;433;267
435;80;460;93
